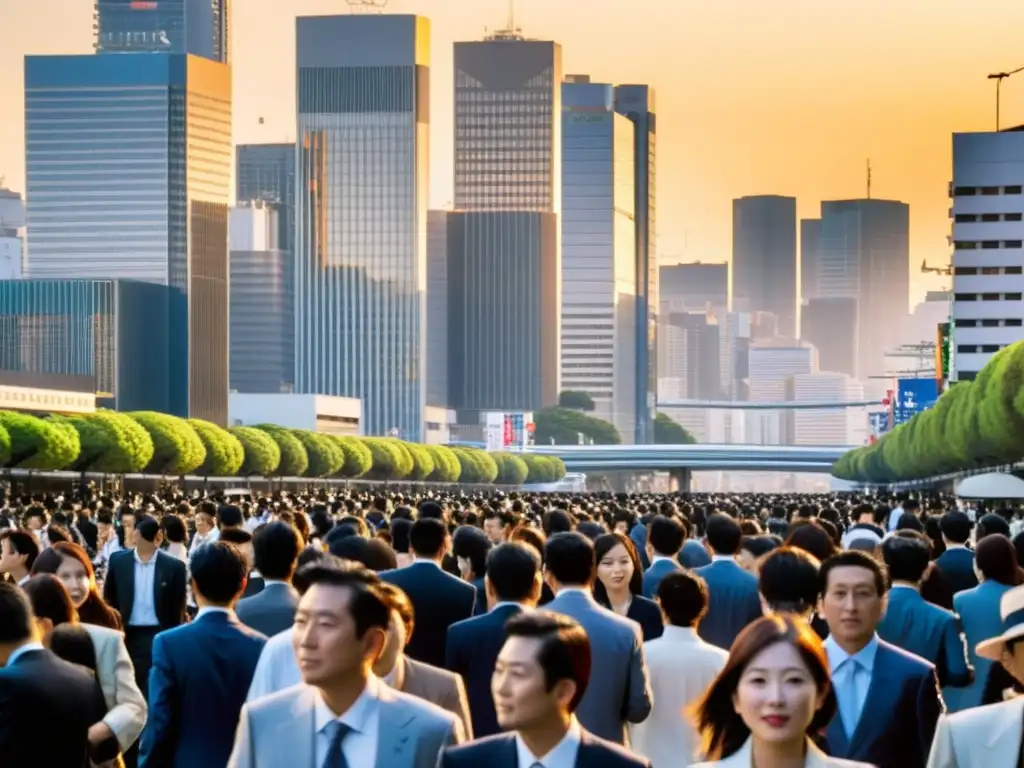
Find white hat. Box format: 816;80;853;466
977;584;1024;661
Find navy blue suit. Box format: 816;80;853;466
439;730;652;768
823;639;943;768
877;585;973;688
641;558;680;599
629;522;651;570
471;577;488;616
139;610;267;768
678;539;711;569
625;596;664;642
445;603;522;739
693;559;762;650
935;546;978;597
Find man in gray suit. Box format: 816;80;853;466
227;561;464;768
235;521;302;637
543;532;652;745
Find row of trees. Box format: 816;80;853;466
542;391;698;445
832;340;1024;484
0;410;568;485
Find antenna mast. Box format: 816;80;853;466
866;159;872;199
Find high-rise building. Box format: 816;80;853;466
787;372;866;446
24;54;231;423
94;0;229;62
426;210;449;408
732;195;798;337
561;78;637;440
951;131;1024;382
800;218;821;304
747;341;817;445
659;262;729;313
229;203;288;395
659;311;722;401
615;84;657;444
0;188;25;280
801;296;858;377
294;15;429;440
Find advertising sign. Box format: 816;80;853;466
483;412;504;452
868;411;889;438
893;378;939;426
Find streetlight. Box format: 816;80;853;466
987;66;1024;130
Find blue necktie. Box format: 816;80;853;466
325;721;352;768
838;658;863;738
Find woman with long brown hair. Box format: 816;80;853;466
690;614;870;768
592;532;663;641
32;542;122;630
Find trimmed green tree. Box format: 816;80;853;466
0;411;80;470
533;407;621;446
558;391;596;411
654;413;697;444
403;442;436;481
425;444;461;483
129;412;206;475
0;420;10;466
362;438;410;481
188;419;245;477
491;451;529;485
254;425;309;477
68;411;155;473
228;426;281;477
291;430;346;478
332;436;372;478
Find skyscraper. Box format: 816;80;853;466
294;14;429;440
94;0;229;62
659;262;729;313
800;218;821;303
24;54;231;423
733;195;798;337
426;210;449;408
561;77;637;441
0;188;25;280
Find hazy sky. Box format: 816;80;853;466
4;0;1024;305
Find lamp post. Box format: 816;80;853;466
988;66;1024;131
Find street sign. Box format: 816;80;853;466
893;378;939;426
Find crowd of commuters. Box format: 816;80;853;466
2;486;1024;767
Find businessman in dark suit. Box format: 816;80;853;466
234;521;302;637
641;515;683;599
140;541;268;768
0;582;103;767
439;611;650;768
934;511;978;596
446;541;543;738
694;513;762;650
819;550;943;768
381;517;476;667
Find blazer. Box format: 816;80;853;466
823;639;943;768
470;577;488;616
691;736;873;768
82;623;148;753
445;602;522;738
935;547;978;597
380;562;476;668
0;647;104;768
678;540;712;570
545;589;653;744
139;610;267;768
625;596;664;642
235;581;300;638
876;586;973;688
926;693;1024;768
439;729;652;768
395;655;473;740
693;560;762;650
945;579;1011;712
630;522;652;570
227;681;465;768
642;558;680;599
103;549;188;629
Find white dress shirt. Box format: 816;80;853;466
313;675;381;768
188;528;219;561
6;641;45;667
515;716;582;768
128;549;160;627
99;535;122;566
16;573;30;587
246;628;300;702
165;542;188;563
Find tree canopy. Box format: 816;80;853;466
654;413;697;444
533;407;621;446
558;390;596;412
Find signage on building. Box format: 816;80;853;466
868;411;889;439
893;378;939;426
483;412;504;452
483;411;534;450
0;385;96;415
571;114;607;124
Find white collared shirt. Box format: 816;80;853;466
129;549;160;627
6;641;45;667
246;628;300;702
710;554;735;563
16;573;30;587
410;557;442;569
650;554;677;566
99;535;122;565
165;542;188;563
195;606;232;621
313;675;381;768
189;528;219;560
515;717;582;768
555;586;592;598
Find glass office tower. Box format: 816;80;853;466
732;195;798;339
295;15;429;440
24;54;231;423
95;0;229;63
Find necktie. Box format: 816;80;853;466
838;658;863;738
324;721;352;768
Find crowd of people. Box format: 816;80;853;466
1;485;1023;767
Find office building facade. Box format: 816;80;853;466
294;14;429;440
660;261;729;313
94;0;229;62
426;210;449;407
561;79;637;440
800;218;821;304
733;195;798;337
747;342;817;445
787;372;866;446
25;54;232;423
659;311;722;401
0;188;25;280
801;296;858;378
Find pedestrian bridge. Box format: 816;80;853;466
524;444;855;473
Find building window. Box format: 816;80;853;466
958;319;978;327
983;187;1000;195
1008;266;1024;275
958;371;978;381
982;241;1000;249
1007;240;1024;248
954;187;977;196
1007;213;1023;221
982;344;1002;353
1006;186;1023;194
954;267;978;275
982;318;999;327
954;293;977;301
982;293;1000;300
1007;318;1023;327
982;213;1001;222
1006;293;1023;300
954;241;977;250
955;213;977;222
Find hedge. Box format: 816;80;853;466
833;339;1024;485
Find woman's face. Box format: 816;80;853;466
597;543;634;594
732;640;826;746
56;555;91;608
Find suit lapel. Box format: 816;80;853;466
286;687;316;768
846;644;889;755
982;696;1024;760
121;552;136;622
377;685;417;768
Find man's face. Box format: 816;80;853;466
195;513;214;534
820;565;885;647
97;522;113;544
483;516;505;544
122;515;135;536
25;516;43;531
293;584;384;688
0;538;25;574
492;635;565;731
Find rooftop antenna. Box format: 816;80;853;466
345;0;388;12
866;159;872;199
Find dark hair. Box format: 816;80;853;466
758;546;821;613
452;526;492;579
819;550;888;598
160;514;187;544
542;510;575;536
486;542;541;603
217;505;244;529
253;521;302;581
544;532;595;587
49;624;98;673
31;542;121;630
693;614;837;760
296;561;391;638
648;515;685;556
658;570;709;628
592;533;643;606
219;528;253;546
377;582;415;641
882;532;931;583
292;549;334;594
504;610;591;712
135;515;161;543
0;530;40;571
978;513;1012;541
510;525;546;563
939;511;972;545
337;515;370;539
190;542;248;604
364;539;398;572
576;520;605;542
409;518;447;558
705;513;742;555
740;535;777;560
390;519;412;554
418;500;446;520
22;574;77;627
784;520;837;562
977;534;1019;587
0;582;35;643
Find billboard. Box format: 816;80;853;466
893;378;939;426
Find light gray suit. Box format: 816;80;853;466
235;582;300;638
544;588;653;745
227;681;464;768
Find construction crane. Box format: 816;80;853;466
921;260;952;277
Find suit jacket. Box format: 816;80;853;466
625;596;664;642
692;736;873;768
445;603;522;738
877;586;973;688
935;547;978;597
926;693;1024;768
227;681;464;768
139;611;267;768
439;729;652;768
381;562;476;668
235;582;300;638
629;626;727;767
103;549;188;629
545;589;653;744
241;573;265;600
0;648;104;768
678;540;711;570
470;577;488;616
395;655;473;740
823;639;943;768
642;558;680;599
945;579;1011;712
82;623;148;752
629;522;651;571
693;560;762;650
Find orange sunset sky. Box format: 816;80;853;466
3;0;1024;306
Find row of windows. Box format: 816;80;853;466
954;292;1024;301
954;266;1024;275
958;344;1006;354
954;213;1024;223
956;318;1023;327
953;240;1024;249
953;185;1024;196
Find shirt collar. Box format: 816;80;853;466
262;579;290;588
824;633;879;674
515;716;582;768
944;543;968;550
411;557;442;569
660;625;700;642
711;554;736;563
314;675;381;736
651;554;677;564
16;574;30;587
134;548;158;566
555;587;593;599
493;601;527;611
6;641;45;667
195;606;233;621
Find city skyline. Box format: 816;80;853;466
6;0;1024;306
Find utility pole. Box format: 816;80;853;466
988;66;1024;131
866;159;872;199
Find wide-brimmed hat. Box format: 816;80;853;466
977;584;1024;660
